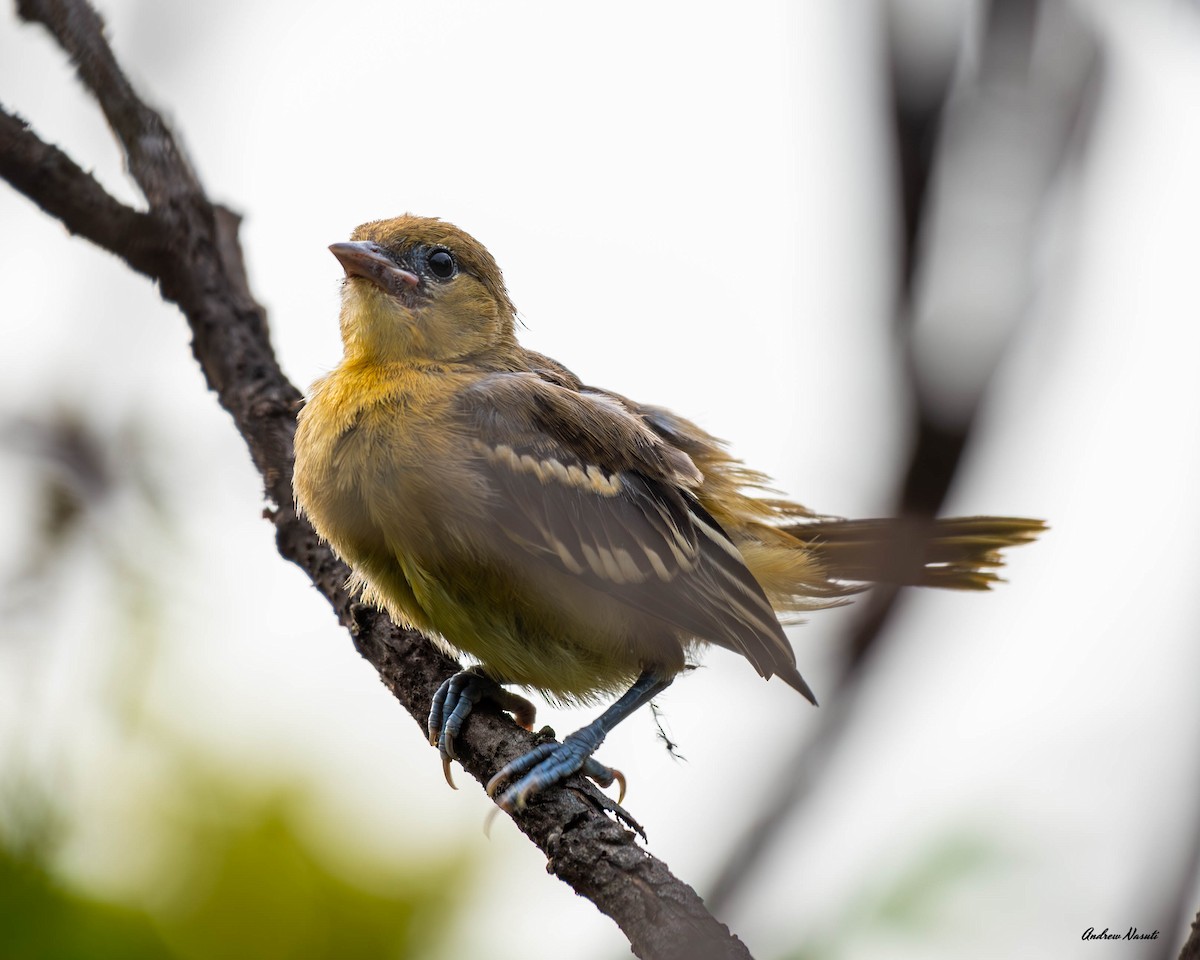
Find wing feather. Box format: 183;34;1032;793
457;373;810;697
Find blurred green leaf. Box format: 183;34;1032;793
1;774;467;960
154;785;464;960
0;847;172;960
1;403;473;960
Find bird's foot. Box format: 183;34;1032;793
428;667;536;788
486;727;625;813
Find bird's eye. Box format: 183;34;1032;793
427;248;456;280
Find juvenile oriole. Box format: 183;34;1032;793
292;215;1043;812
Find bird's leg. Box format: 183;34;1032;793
428;666;537;789
487;669;673;812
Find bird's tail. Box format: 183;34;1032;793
784;515;1046;591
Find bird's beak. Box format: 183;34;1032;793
329;241;420;297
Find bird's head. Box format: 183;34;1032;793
329;215;517;364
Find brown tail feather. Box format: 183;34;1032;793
785;516;1046;590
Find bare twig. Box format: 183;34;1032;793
0;2;750;957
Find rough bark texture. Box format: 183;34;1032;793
1;2;750;956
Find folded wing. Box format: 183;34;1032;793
456;373;815;702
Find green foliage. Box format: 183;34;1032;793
0;406;470;958
0;847;171;960
0;776;467;960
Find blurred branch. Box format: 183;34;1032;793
0;2;749;957
1163;800;1200;960
705;0;961;913
1180;909;1200;960
707;0;1102;916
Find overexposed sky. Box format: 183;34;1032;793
3;2;1200;958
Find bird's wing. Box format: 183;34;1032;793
456;373;812;699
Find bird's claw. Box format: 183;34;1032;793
486;732;624;812
428;668;537;789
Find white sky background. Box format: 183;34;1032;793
2;1;1200;959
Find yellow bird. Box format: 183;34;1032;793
293;215;1043;811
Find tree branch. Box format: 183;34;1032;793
1;2;749;957
0;105;164;277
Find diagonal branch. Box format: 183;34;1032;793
16;0;202;205
0;105;164;276
1;2;748;957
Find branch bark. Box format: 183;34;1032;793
1;2;749;957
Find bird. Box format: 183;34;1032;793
292;214;1044;812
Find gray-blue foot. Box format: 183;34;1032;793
428;667;537;788
485;669;672;812
486;728;625;812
